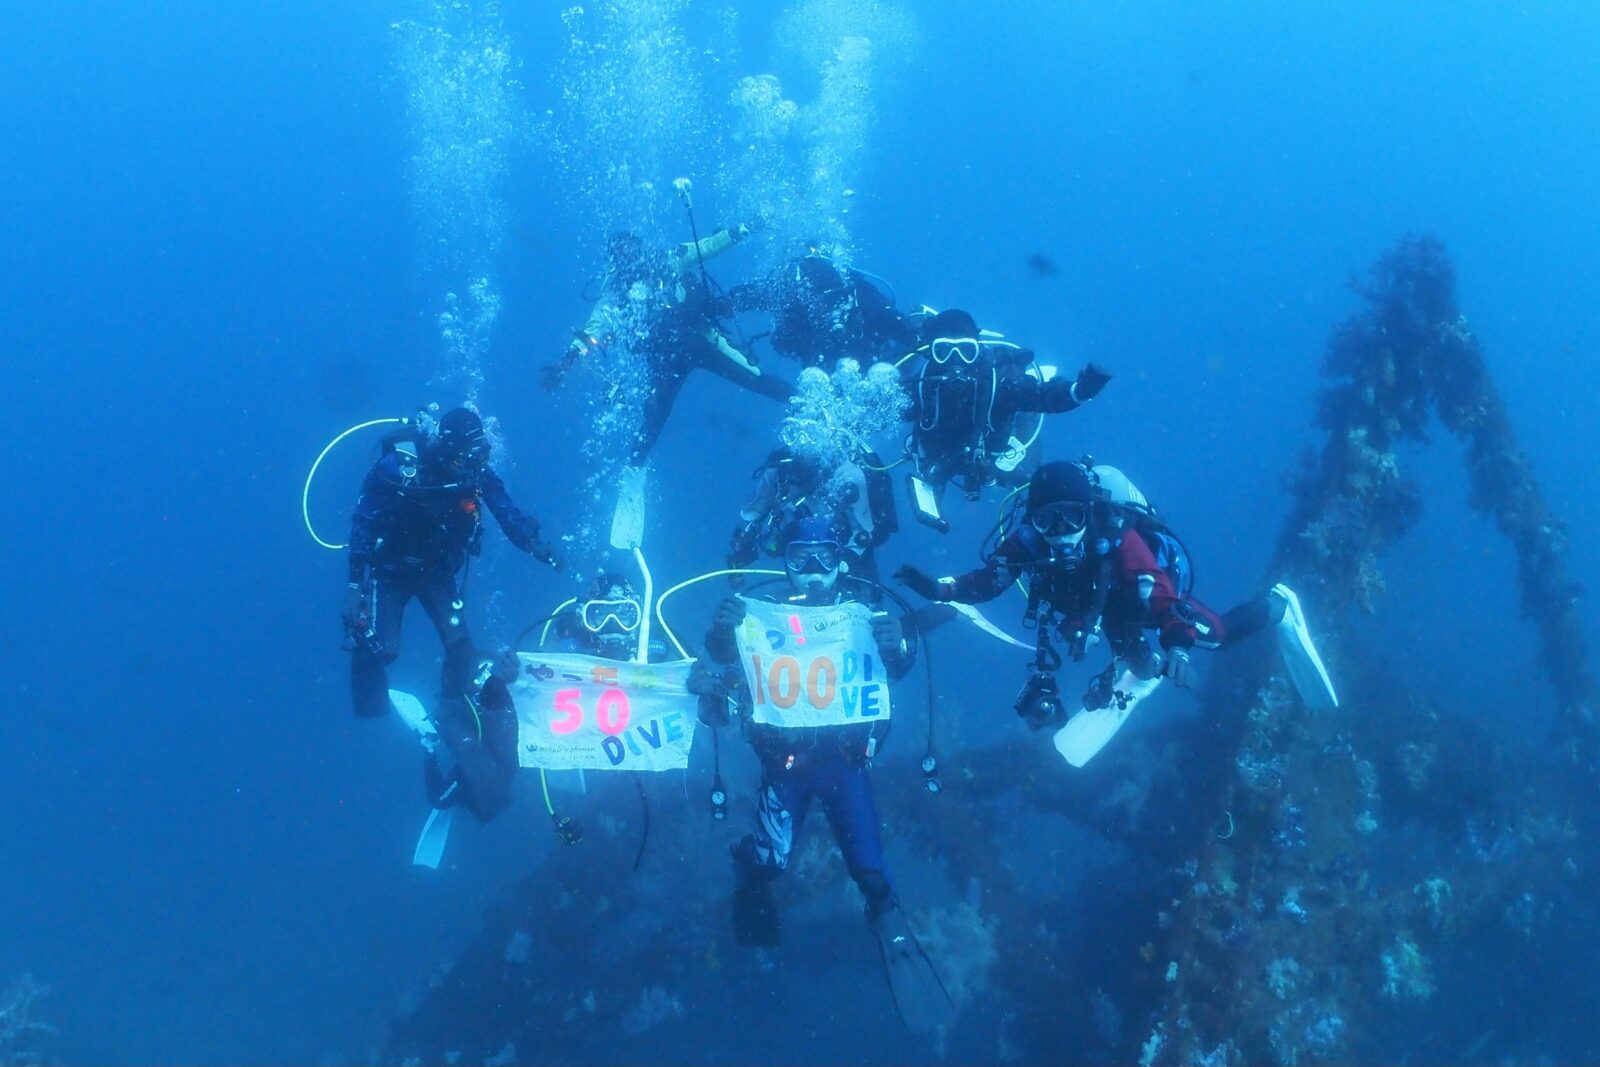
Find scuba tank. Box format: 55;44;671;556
375;408;441;486
1085;460;1194;598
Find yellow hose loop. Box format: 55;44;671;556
303;417;404;550
653;568;786;659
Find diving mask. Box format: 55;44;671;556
581;597;642;633
1030;500;1090;539
929;337;982;365
784;540;843;574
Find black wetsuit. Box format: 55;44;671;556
346;449;541;717
631;289;793;462
944;521;1275;676
429;664;520;823
730;256;917;370
903;345;1088;494
568;229;794;464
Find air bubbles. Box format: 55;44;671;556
394;2;525;400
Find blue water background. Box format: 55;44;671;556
2;2;1598;1061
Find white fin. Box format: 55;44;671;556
940;592;1033;650
1272;583;1338;710
412;806;453;869
610;465;647;550
1054;671;1162;767
389;689;438;753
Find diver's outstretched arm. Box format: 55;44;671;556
999;362;1113;416
697;328;794;402
671;216;763;277
479;468;558;566
894;559;1013;605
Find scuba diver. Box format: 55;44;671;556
894;460;1338;727
899;309;1112;526
544;217;794;464
727;446;899;582
341;407;559;720
544;571;668;663
690;516;952;1029
726;244;917;371
523;570;669;851
699;515;911;938
342;408;558;823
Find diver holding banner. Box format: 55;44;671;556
693;515;954;1032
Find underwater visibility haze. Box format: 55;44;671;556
3;1;1600;1064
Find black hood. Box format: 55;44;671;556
1026;462;1092;515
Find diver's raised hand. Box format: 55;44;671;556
1072;363;1112;403
491;648;521;685
687;662;733;727
686;661;721;697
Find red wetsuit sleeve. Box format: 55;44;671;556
1117;533;1195;650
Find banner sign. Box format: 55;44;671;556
733;597;893;729
511;652;698;772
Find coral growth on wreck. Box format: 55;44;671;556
1153;236;1599;1065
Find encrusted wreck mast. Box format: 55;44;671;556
1147;236;1598;1066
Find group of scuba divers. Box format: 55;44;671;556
333;205;1339;1026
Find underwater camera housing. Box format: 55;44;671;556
1013;671;1065;731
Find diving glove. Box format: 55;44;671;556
870;613;905;655
714;596;748;631
341;584;365;634
490;649;521;685
1071;363;1113;403
529;540;562;569
687;663;733;727
1161;647;1193;688
894;565;947;602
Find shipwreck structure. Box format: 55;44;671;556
1145;235;1598;1066
379;237;1597;1066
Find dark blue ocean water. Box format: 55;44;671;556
3;2;1598;1062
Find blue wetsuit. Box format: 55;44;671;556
705;581;913;911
